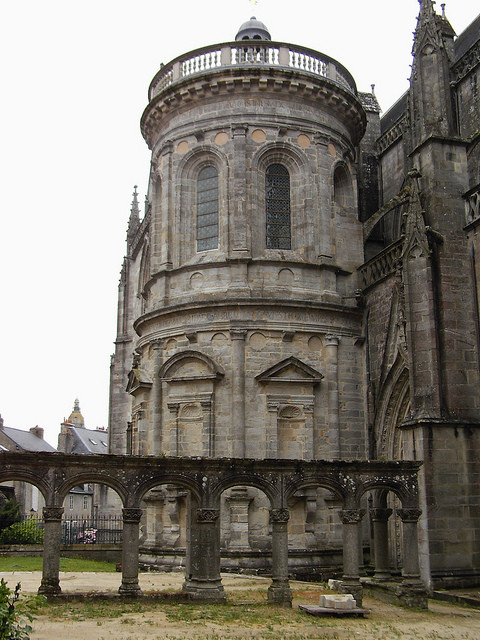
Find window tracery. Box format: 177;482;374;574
266;163;291;249
196;165;219;251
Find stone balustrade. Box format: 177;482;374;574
149;41;357;101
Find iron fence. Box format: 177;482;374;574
20;514;123;545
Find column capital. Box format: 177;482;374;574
231;123;248;137
325;334;340;347
340;508;365;525
370;507;393;523
167;402;180;414
196;508;220;522
122;508;143;523
398;508;422;523
42;507;64;522
151;338;165;351
270;508;290;523
230;328;247;340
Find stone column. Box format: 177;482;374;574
150;339;164;455
119;508;143;596
339;509;365;607
183;506;225;602
267;508;292;607
200;397;213;456
266;400;279;458
167;402;180;456
370;507;393;580
226;488;252;550
324;334;340;458
230;327;247;457
304;403;315;459
230;124;249;256
398;508;422;580
397;508;428;609
38;507;63;595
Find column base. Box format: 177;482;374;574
267;580;293;607
397;580;428;609
373;571;392;582
182;579;226;603
38;578;61;595
118;579;142;597
338;580;363;608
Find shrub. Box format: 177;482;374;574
0;520;44;545
0;501;20;533
0;579;33;640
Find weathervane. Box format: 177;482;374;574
249;0;259;6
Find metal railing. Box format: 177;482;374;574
19;514;123;545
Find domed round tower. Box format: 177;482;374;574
112;19;368;465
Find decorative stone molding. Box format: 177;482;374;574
340;509;365;525
196;508;220;522
122;508;143;523
398;508;422;523
42;507;64;521
270;508;290;523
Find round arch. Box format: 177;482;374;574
55;472;128;507
0;469;51;505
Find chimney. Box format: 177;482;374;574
30;425;44;439
0;415;4;430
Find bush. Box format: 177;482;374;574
0;501;20;533
0;520;44;545
0;579;33;640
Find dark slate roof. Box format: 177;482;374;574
358;92;381;113
67;427;109;454
380;91;408;135
0;427;56;453
454;14;480;61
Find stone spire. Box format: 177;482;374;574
127;186;141;243
408;0;456;148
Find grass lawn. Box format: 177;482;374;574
0;556;116;572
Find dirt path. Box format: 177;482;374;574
3;572;480;640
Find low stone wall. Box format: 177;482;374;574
0;544;122;564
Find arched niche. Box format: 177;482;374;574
159;351;225;456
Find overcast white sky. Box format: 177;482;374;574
0;0;478;447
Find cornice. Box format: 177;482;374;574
141;68;366;149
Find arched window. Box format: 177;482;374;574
266;163;291;249
196;165;218;251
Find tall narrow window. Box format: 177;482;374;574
266;164;291;249
197;165;219;251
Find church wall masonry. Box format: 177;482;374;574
109;8;480;587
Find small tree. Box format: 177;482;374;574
0;501;20;533
0;580;33;640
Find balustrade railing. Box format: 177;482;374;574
465;184;480;225
149;41;356;99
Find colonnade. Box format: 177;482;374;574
0;451;426;607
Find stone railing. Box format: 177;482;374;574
149;41;357;100
359;239;403;290
465;184;480;226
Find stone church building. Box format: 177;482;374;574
109;2;480;589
